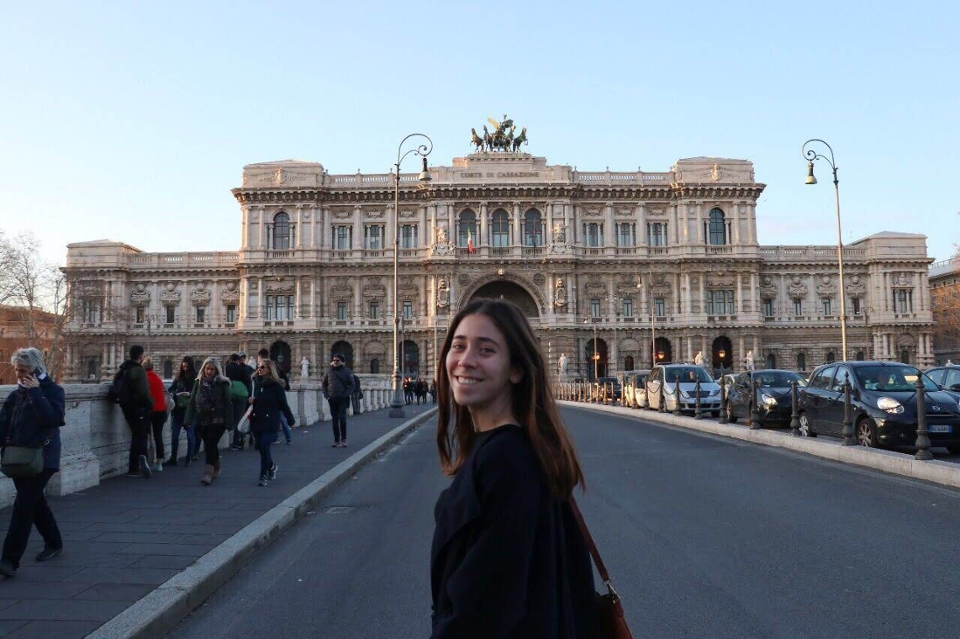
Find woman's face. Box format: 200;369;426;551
446;314;518;408
203;363;216;378
181;362;189;372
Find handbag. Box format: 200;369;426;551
165;392;175;412
1;445;45;479
230;380;249;401
236;406;253;434
570;498;634;639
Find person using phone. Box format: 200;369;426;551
0;348;65;578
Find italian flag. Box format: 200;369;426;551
467;228;476;254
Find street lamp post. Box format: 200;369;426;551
583;317;599;380
637;273;656;368
803;139;847;361
390;134;433;418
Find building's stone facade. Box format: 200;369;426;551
930;256;959;365
0;305;59;384
61;152;935;382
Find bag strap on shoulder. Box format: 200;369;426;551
570;497;621;604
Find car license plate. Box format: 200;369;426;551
929;425;952;434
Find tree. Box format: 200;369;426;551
0;230;69;379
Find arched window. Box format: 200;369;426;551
797;353;806;372
458;210;477;247
766;353;776;369
491;209;510;247
900;350;910;365
87;359;98;379
523;209;542;247
273;212;291;250
624;355;635;371
708;208;727;246
826;351;836;363
855;351;865;361
370;358;380;374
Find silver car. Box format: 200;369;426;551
620;370;652;408
646;364;722;416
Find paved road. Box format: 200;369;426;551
172;406;960;638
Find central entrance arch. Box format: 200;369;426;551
468;280;540;318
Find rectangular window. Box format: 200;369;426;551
266;295;274;320
276;295;286;321
617;223;636;247
590;299;601;318
369;301;379;319
706;290;735;315
136;307;145;324
654;297;665;318
364;225;384;250
822;298;832;316
403;300;413;320
400;225;418;249
196;306;205;324
763;299;774;318
226;305;236;323
647;223;667;247
333;226;352;250
622;298;634;317
523;217;543;247
165;305;175;324
852;297;862;315
583;223;603;248
793;298;803;317
896;289;913;313
337;302;347;320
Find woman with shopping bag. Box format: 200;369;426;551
247;359;295;486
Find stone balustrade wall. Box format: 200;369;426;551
0;374;395;508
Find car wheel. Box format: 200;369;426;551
857;418;879;448
947;446;960;454
711;410;721;418
798;412;816;437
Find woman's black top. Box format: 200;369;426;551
430;425;596;638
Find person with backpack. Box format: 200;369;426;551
0;348;66;578
248;359;295;486
111;345;154;478
143;358;168;473
322;353;355;448
184;357;233;485
226;353;252;450
165;356;196;466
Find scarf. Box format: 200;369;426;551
197;376;222;423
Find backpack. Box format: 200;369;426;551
230;380;249;401
108;367;132;406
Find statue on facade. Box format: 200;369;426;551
470;128;484;153
558;353;568;377
694;351;704;366
744;350;755;371
552;223;566;244
437;275;450;310
437;225;448;245
300;357;310;380
554;278;567;307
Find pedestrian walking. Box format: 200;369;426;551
166;356;196;466
248;359;295;486
350;372;362;415
430;299;596;637
256;349;292;445
416;377;427;405
184;358;233;485
143;358;168;473
403;378;413;405
111;345;154;478
322;353;355;448
0;348;65;578
429;379;437;405
226;353;252;450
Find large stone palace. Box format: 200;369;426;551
61;138;936;382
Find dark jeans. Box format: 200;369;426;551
231;399;248;447
2;469;62;569
255;430;274;478
149;411;167;461
200;422;226;467
328;397;348;442
279;414;292;443
170;410;195;462
122;406;151;474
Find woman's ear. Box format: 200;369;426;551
510;368;522;385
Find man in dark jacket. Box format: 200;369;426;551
322;353;355;448
226;353;253;450
0;347;66;577
114;345;153;478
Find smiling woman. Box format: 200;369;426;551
430;299;597;637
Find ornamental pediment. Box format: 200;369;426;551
160;282;181;303
130;283;150;305
190;282;212;306
815;275;837;297
787;275;808;299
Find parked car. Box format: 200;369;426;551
596;376;622;401
725;369;807;427
645;364;722;415
798;361;960;450
926;365;960;395
620;370;652;408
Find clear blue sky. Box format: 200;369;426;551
2;0;958;266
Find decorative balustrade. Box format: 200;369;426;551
127;252;239;268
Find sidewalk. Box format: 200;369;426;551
0;402;436;638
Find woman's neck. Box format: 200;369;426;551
469;396;518;433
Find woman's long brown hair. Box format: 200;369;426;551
436;299;585;499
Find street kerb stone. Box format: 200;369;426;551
562;400;960;491
87;407;437;639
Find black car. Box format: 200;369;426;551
926;365;960;394
725;369;807;427
798;361;960;450
596;376;622;401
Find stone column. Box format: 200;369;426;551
736;275;743;315
513;203;522;247
695;202;704;245
732;203;741;245
750;273;757;315
321;205;330;249
258;277;264;320
353;206;362;252
603;203;615;248
698;276;705;317
480;203;488;247
258;206;266;249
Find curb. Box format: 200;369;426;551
87;407;438;639
560;401;960;490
